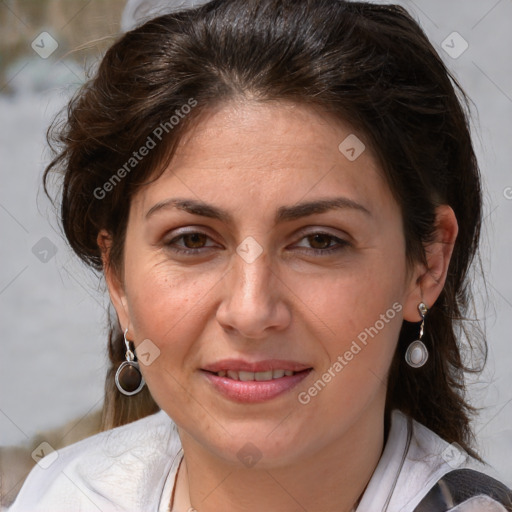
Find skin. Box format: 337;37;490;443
98;99;458;512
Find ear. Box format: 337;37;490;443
402;205;459;322
97;229;130;332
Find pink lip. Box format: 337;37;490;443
202;358;311;373
201;360;313;403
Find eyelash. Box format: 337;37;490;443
164;230;351;256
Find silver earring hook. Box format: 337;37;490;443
418;302;428;340
124;327;135;362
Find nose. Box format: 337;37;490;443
215;249;292;339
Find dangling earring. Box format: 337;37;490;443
405;302;429;368
115;327;146;396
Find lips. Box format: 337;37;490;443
201;359;313;403
217;369;296;380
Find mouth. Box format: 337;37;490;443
207;369;304;380
200;359;313;403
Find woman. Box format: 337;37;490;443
8;0;512;510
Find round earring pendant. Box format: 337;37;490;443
405;340;429;368
115;361;145;396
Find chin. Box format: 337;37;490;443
197;424;316;469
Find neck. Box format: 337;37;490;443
172;403;386;512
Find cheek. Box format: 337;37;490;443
312;278;402;368
300;248;405;337
296;246;406;391
122;257;222;418
121;245;222;372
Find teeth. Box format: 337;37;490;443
216;369;298;380
239;371;255;381
255;370;273;381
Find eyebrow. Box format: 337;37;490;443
145;197;371;224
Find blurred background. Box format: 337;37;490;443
1;0;511;507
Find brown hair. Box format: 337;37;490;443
43;0;485;457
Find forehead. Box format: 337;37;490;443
173;99;371;165
130;100;394;221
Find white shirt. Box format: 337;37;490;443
7;409;508;512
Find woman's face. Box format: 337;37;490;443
103;100;426;466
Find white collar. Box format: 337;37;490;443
357;409;499;511
10;408;499;512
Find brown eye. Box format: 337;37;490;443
307;233;334;250
293;231;351;255
181;233;208;248
164;231;217;255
